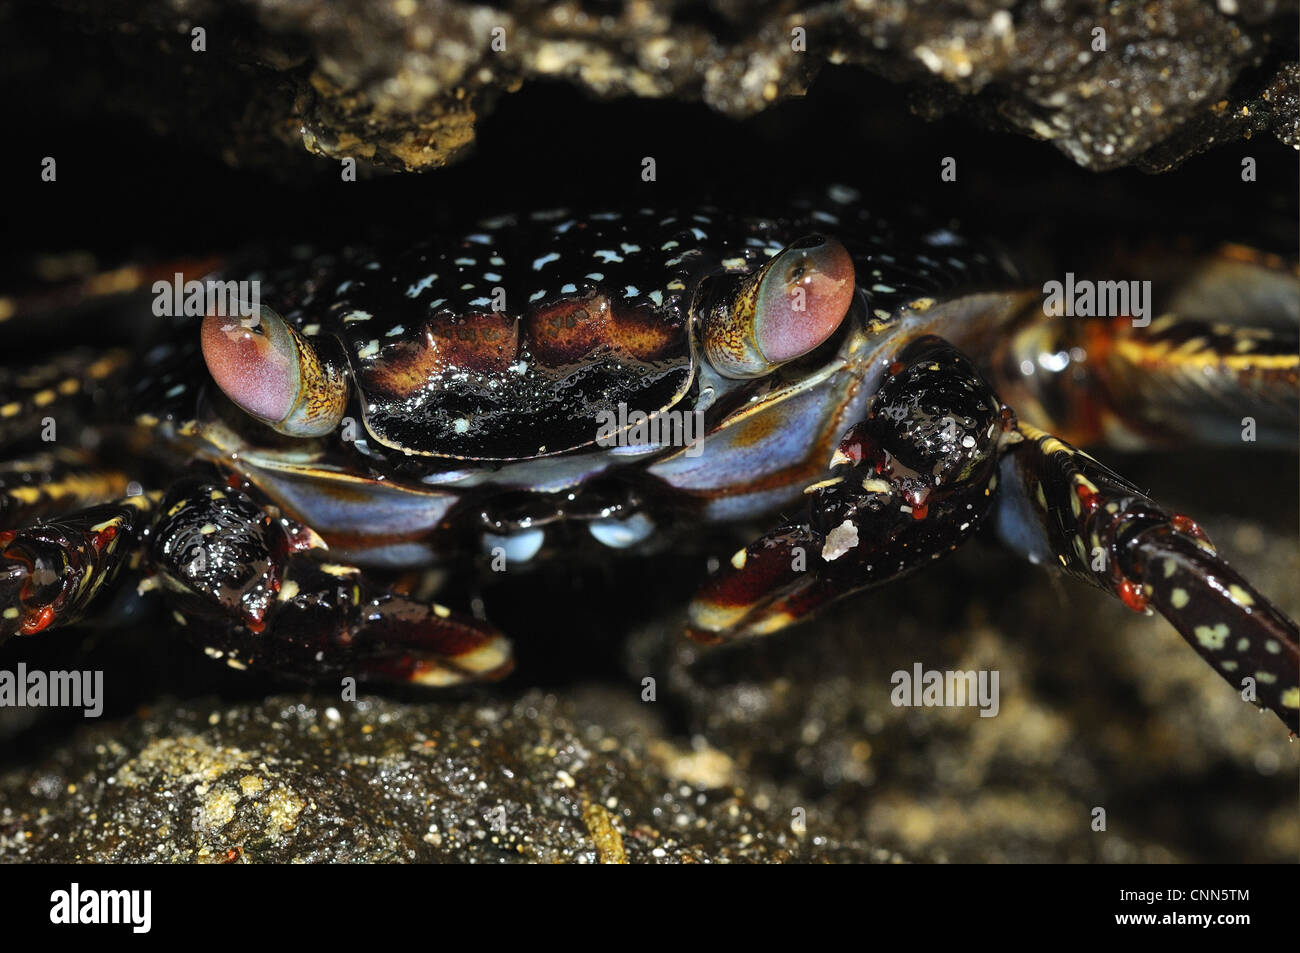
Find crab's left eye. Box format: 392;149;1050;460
703;235;855;378
201;305;348;437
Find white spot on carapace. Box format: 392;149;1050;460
405;273;436;295
532;252;560;271
358;340;380;359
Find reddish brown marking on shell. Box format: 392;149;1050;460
366;312;520;398
527;293;679;368
427;312;520;375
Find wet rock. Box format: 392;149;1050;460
638;456;1300;863
0;689;898;863
0;457;1294;864
2;0;1295;174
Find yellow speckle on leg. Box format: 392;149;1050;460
1170;588;1189;609
1227;584;1254;607
1279;687;1299;709
1193;624;1230;650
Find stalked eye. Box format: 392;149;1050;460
201;305;349;437
702;235;855;378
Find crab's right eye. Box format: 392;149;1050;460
201;305;348;437
702;235;855;378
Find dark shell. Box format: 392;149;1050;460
202;195;1006;461
251;209;770;460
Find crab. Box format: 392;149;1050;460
0;189;1296;731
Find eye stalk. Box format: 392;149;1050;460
201;305;349;437
702;235;855;379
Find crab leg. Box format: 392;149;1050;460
993;245;1298;448
688;335;1010;640
147;477;513;686
0;495;153;640
993;423;1299;731
0;449;134;526
0;348;131;445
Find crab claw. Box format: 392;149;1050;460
201;304;349;437
148;479;513;685
690;336;1005;641
687;526;826;641
0;499;150;641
